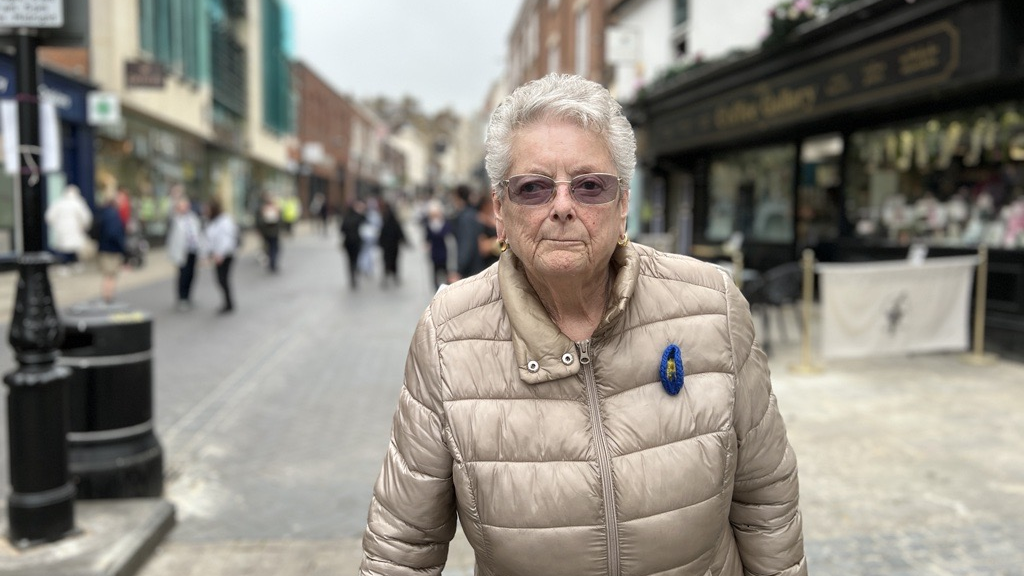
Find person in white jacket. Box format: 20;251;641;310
45;183;92;273
204;198;238;314
165;195;205;311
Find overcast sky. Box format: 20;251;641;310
289;1;523;116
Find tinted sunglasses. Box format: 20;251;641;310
500;173;623;206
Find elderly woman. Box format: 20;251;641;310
360;74;806;576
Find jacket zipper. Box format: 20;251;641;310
577;339;621;576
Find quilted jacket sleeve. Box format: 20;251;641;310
724;279;807;576
360;307;457;575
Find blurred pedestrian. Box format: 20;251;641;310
93;189;126;304
166;195;204;311
256;192;282;273
310;192;328;236
450;184;483;280
45;183;92;274
423;200;451;290
377;200;407;287
205;198;238;314
116;185;148;268
476;193;500;270
359;197;382;278
339;199;367;289
281;194;299;235
115;185;132;226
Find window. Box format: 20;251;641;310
674;0;688;26
527;13;539;62
672;0;689;57
138;0;205;82
706;145;796;243
845;101;1024;249
548;45;560;75
262;0;293;133
575;7;589;76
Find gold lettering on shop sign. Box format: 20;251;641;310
824;73;853;98
861;60;888;88
713;99;760;129
759;85;818;119
898;42;941;76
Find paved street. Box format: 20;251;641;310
0;222;1022;575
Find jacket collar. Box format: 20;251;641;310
498;243;640;385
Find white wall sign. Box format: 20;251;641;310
0;0;64;28
605;26;640;65
87;91;122;126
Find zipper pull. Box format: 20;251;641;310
576;340;591;365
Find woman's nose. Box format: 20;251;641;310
550;182;575;219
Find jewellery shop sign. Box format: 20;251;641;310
650;20;968;154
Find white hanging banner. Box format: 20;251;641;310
39;100;61;173
818;256;978;359
1;99;19;175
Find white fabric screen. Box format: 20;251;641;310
818;256;977;359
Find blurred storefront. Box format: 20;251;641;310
95;115;205;243
631;0;1024;358
0;53;95;258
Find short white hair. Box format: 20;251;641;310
484;74;636;196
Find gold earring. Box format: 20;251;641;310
498;239;509;253
617;233;629;247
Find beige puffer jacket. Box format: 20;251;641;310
361;243;806;576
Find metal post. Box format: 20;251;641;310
789;249;822;374
3;29;76;547
961;244;998;366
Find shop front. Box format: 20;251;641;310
631;0;1024;358
0;54;95;259
96;113;205;244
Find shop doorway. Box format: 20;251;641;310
797;133;847;261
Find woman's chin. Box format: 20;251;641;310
533;253;592;278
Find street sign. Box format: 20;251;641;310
0;0;63;28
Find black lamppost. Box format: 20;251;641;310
3;29;76;546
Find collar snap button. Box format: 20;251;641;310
527;360;540;372
561;353;574;365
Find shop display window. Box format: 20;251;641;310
706;144;795;244
845;101;1024;250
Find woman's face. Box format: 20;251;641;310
494;118;628;282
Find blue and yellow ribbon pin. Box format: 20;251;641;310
660;344;684;396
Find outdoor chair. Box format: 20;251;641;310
741;261;804;355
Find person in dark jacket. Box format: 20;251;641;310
255;191;282;273
423;200;451;290
94;189;126;303
377;200;407;287
450;185;483;280
339;199;367;289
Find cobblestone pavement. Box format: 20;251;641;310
0;222;1021;575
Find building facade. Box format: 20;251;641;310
508;0;609;88
630;0;1024;358
606;0;778;103
39;0;295;237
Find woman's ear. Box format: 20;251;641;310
492;190;505;238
